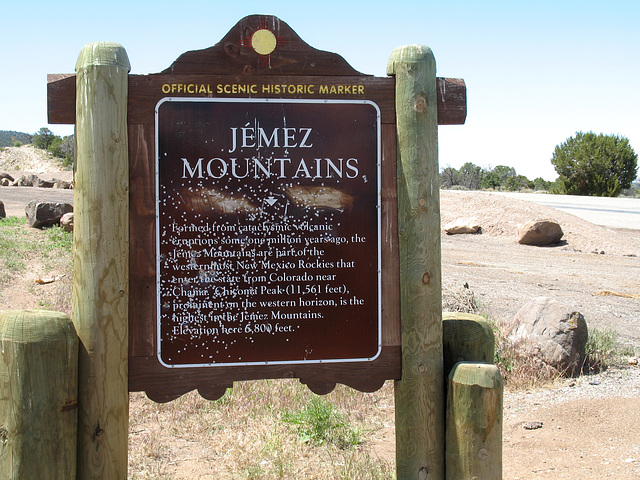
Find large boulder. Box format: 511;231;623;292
35;178;56;188
25;201;73;228
509;297;588;374
12;174;39;187
517;218;563;246
444;217;481;235
54;179;73;189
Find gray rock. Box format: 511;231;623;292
60;212;74;232
518;219;563;246
35;178;56;188
25;200;73;228
0;172;14;182
510;296;588;374
13;174;39;187
54;179;73;189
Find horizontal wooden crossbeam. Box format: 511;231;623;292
47;74;466;126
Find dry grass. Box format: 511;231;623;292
128;380;396;479
444;282;563;389
0;217;73;315
491;319;563;389
442;283;479;314
3;218;616;477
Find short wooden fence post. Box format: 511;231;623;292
442;312;495;378
73;41;130;479
446;362;503;480
388;44;444;480
0;310;78;479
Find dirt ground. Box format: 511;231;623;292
440;190;640;479
1;148;639;478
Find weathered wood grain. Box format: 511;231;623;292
442;312;494;378
381;123;401;347
73;41;130;480
48;75;465;126
129;347;400;402
47;74;75;125
162;15;363;76
446;362;503;480
388;44;444;480
0;310;78;480
128;123;156;358
437;78;467;125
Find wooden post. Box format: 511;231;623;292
0;310;78;479
442;312;494;378
446;362;503;480
388;45;444;479
73;41;130;479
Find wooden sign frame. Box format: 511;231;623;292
47;15;466;403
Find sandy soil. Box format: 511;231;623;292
440;190;640;479
1;147;639;478
441;190;640;347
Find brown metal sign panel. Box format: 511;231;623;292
156;98;381;367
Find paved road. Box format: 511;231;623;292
0;186;74;217
2;186;639;231
490;192;640;230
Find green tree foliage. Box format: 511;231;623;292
441;163;543;191
480;165;516;189
32;127;57;150
533;177;553;191
504;174;534;191
551;131;638;196
440;166;460;188
30;127;74;166
622;179;640;198
458;162;484;190
48;135;75;166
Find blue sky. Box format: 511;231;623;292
2;0;639;180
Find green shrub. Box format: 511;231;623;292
584;327;618;372
282;396;361;448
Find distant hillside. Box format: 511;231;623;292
0;130;32;147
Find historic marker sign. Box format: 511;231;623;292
47;14;465;400
156;98;381;367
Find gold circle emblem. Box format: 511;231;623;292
251;29;277;56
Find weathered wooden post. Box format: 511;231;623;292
0;310;78;479
73;41;130;479
446;362;503;480
442;312;495;378
388;45;444;479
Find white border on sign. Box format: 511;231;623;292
155;97;382;368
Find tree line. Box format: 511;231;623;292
440;163;554;192
3;128;638;197
442;132;638;197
